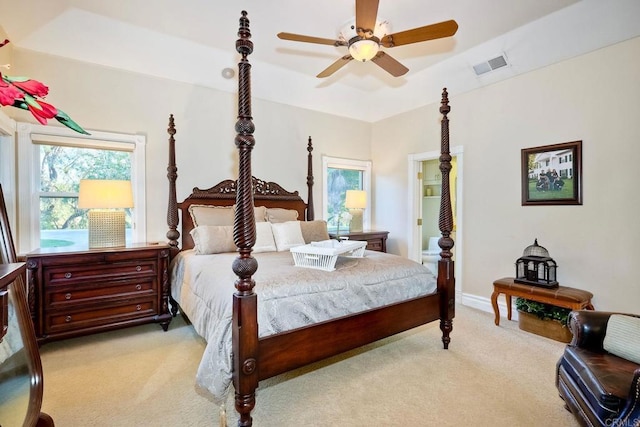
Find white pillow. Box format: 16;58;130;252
253;222;277;253
271;221;306;252
603;314;640;364
266;208;299;223
190;225;236;255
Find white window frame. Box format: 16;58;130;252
16;123;146;254
0;111;17;230
322;155;372;230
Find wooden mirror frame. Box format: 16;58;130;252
0;184;54;427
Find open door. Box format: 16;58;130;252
408;148;463;296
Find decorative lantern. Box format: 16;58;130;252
515;239;558;288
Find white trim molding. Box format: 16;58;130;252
0;110;17;229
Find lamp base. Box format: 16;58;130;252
348;209;363;233
88;211;126;248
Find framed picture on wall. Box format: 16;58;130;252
521;140;582;206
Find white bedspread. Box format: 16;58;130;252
170;249;437;402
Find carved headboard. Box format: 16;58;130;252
177;176;309;250
165;113;315;252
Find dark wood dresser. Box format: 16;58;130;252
328;230;389;253
26;243;172;344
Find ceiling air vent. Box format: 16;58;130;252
473;54;508;76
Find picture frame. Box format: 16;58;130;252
521;140;582;206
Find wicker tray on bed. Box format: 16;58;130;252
290;239;367;271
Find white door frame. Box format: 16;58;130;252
408;146;463;298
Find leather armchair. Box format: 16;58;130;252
556;310;640;427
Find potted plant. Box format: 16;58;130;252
515;297;572;342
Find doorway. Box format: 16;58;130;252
407;147;463;297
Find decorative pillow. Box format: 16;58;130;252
188;205;234;227
253;206;267;222
253;222;277;253
190;225;236;255
232;205;267;223
266;208;299;223
300;220;330;243
603;314;640;364
271;221;306;252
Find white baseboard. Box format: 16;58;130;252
460;292;520;321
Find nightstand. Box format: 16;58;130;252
328;230;389;253
26;243;172;344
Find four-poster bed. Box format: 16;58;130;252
166;11;455;426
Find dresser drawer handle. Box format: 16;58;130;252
135;284;142;291
65;293;72;300
136;265;142;272
136;304;142;311
65;315;72;323
64;272;72;279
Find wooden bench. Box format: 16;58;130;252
491;277;594;326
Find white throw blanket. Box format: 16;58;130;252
170;249;437;402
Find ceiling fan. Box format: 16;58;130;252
277;0;458;78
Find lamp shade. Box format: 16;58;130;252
345;190;367;209
348;39;379;62
78;179;133;209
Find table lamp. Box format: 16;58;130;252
345;190;367;233
78;179;133;248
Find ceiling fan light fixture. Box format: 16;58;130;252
349;39;380;62
279;2;457;78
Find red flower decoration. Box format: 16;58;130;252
27;100;58;125
0;71;88;134
0;75;24;106
10;78;49;97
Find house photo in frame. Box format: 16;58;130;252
521;140;582;206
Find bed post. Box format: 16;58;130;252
166;114;180;255
306;136;314;220
232;11;259;427
437;88;455;349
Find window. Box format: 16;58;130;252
38;143;132;247
17;124;146;253
322;156;371;233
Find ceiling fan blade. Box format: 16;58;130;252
381;20;458;48
277;32;346;47
371;52;409;77
317;55;354;78
355;0;380;33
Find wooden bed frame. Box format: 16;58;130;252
166;11;455;426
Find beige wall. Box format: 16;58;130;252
372;36;640;313
0;26;10;67
8;49;371;248
6;36;639;313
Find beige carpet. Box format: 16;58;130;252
39;305;579;426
